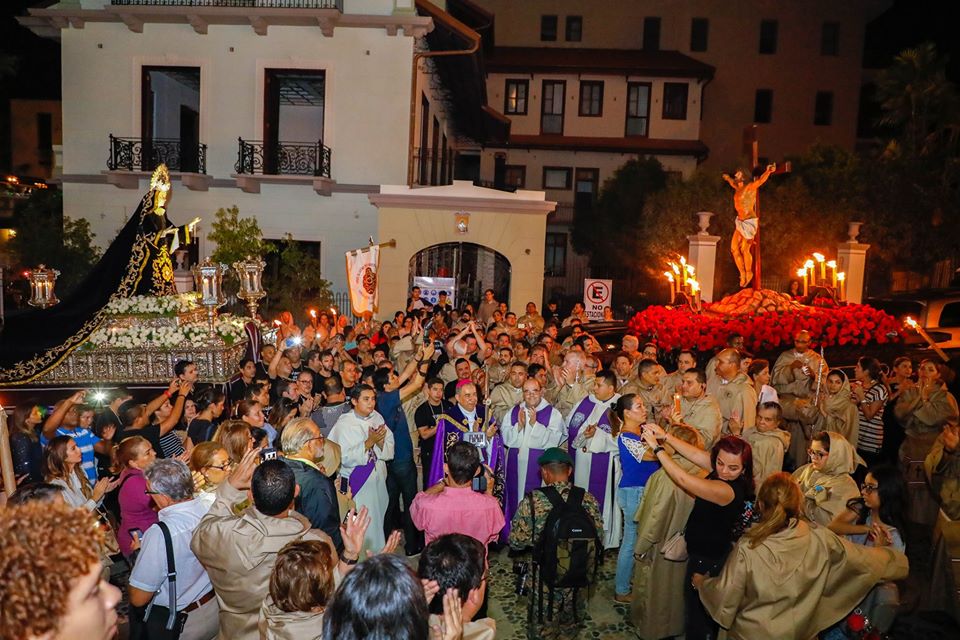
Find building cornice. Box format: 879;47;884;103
19;5;434;39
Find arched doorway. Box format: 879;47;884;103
409;242;511;309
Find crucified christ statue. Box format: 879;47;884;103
722;163;776;287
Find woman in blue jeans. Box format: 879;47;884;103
612;394;661;603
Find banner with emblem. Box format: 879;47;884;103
345;245;380;316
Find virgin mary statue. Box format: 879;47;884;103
0;165;199;385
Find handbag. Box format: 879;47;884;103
142;522;187;640
660;531;688;562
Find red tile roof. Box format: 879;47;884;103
487;47;714;79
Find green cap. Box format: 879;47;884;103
537;447;573;466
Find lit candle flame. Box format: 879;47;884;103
796;268;807;277
804;259;815;270
273;319;282;326
905;316;917;329
664;271;674;282
671;263;681;275
813;253;825;263
826;260;837;269
685;264;695;276
330;307;337;315
689;280;700;293
309;309;317;318
836;272;845;281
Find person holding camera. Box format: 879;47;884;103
410;441;504;547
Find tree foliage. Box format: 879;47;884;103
9;188;101;295
206;205;276;267
265;234;333;318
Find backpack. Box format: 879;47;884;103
531;485;602;589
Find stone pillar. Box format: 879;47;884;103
837;221;869;304
687;211;721;302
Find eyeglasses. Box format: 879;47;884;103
807;449;828;459
860;483;878;494
206;463;231;471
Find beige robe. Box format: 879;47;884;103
487;382;523;425
895;385;959;460
634;381;665;417
191;482;331;640
810;374;861;446
549;379;593;419
630;457;706;639
924;435;960;520
745;428;791;488
518;312;545;335
699;520;909;640
772;349;828;465
791;432;860;527
676;395;723;449
259;596;324;640
707;373;758;434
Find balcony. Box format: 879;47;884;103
233;138;334;195
105;134;211;190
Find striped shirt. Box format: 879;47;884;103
856;384;888;453
42;427;100;482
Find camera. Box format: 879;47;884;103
260;447;278;462
513;560;530;596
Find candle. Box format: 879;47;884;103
827;260;837;288
796;268;808;297
690;279;701;309
905;316;950;362
813;253;826;283
310;309;317;319
804;259;815;286
837;272;846;301
664;272;676;303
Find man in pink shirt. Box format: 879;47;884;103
410;441;505;546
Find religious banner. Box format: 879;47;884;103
583;278;613;321
345;245;380;316
413;276;456;307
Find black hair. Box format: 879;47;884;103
372;367;392;392
251;460;296;516
527;363;546;378
250;427;268;449
196;387;226;413
244;381;269;401
596;369;617;388
425;377;444;389
7;482;65;506
454;357;469;367
305;349;321;364
238;357;255;371
174;359;194;377
417;534;486;614
323;554;429;640
446;441;481;485
758;401;783;423
349;383;376;403
857;356;882;383
612;393;641;423
638;359;659;376
684;367;707;385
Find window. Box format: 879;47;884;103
542;167;572;189
643;17;661;51
754;89;773;123
141;66;202;172
36;112;53;166
690;18;709;52
545;232;568;277
814;91;834;126
540;15;557;41
626;82;651;136
541;80;566;134
504;165;526;189
662;82;688;120
504;79;528;115
821;21;840;56
939;302;960;328
759;20;778;54
565;16;582;42
579;81;604;117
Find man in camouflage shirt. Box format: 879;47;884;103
508;448;604;551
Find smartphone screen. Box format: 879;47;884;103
338;477;349;494
260;447;278;462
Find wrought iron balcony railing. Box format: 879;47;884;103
111;1;343;8
107;135;208;173
235;138;332;178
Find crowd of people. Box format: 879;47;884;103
2;285;959;640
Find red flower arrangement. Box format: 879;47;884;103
627;302;902;353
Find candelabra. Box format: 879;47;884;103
191;258;227;343
27;264;60;308
233;255;267;319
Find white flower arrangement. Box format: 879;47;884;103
103;293;200;316
87;314;256;350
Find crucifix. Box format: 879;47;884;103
721;126;791;289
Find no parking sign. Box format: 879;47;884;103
583;278;612;321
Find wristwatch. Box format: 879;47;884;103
653;446;666;455
341;554;360;566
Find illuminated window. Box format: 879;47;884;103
504;79;528;115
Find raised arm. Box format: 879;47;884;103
752;163;776;188
42;391;86;440
156;382;192;435
399;343;435;402
721;173;737;189
644;423;713;471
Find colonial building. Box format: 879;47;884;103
21;0;534;309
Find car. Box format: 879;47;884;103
866;289;960;353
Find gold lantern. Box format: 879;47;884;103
27;264;60;308
233;255;267;319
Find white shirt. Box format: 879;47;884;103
129;498;213;610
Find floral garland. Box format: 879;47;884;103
627;303;902;353
86;314;256;350
103;293;200;316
